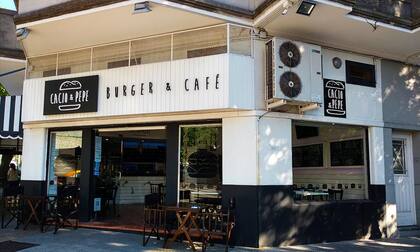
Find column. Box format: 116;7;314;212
21;127;48;196
165;123;179;205
222;116;259;247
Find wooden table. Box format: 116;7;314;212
23;195;45;230
163;204;202;251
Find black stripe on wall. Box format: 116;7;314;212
8;96;15;133
0;97;5;130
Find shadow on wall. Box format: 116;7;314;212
258;189;395;247
382;62;419;122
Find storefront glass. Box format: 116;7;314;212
292;122;368;201
179;125;222;206
47;130;83;196
92;128;166;226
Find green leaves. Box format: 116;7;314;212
0;83;9;96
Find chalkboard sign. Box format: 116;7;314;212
324;79;346;118
44;75;99;115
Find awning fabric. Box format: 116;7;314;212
0;96;22;139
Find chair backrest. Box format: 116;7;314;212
143;207;166;229
199;208;233;236
149;183;160;194
328;189;344;200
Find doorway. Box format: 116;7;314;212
393;132;416;226
89;127;166;230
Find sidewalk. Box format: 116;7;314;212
1;226;420;251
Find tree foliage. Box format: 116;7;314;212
0;83;9;96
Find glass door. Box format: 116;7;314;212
47;131;83;197
179;125;222;207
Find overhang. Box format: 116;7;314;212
18;1;244;57
258;1;420;65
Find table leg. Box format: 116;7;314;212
165;212;196;251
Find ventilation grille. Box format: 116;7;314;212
266;41;273;100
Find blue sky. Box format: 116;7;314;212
0;0;16;11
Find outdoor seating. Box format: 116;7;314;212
142;200;235;252
328;189;344;200
142;206;167;246
1;185;23;229
145;182;165;207
42;185;79;234
22;195;45;230
198;207;235;252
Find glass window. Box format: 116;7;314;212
47;131;82;196
292;144;323;168
92;42;129;70
229;25;251;56
58;48;91;75
292;123;367;201
179;125;222;206
27;54;57;79
345;60;376;87
173;26;227;60
393;140;406;174
130;35;171;65
330;139;364;166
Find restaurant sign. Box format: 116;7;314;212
43;75;99;115
323;79;346;118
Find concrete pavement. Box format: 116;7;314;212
1;226;420;251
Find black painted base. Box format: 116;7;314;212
222;184;387;248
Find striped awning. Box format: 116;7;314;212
0;96;22;139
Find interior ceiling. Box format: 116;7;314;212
100;130;166;140
262;2;420;64
21;2;224;57
0;58;25;95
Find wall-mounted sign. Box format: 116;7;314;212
324;79;346;118
43;75;99;115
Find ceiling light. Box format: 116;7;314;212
133;1;151;14
296;1;316;16
16;27;30;40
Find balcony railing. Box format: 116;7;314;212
26;24;253;79
332;0;420;29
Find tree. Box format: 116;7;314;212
0;83;9;96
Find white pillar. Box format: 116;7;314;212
258;117;292;185
21;128;48;181
368;126;386;185
222;116;258;185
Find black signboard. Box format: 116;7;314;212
324;79;346;118
44;75;99;115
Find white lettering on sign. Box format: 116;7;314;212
324;79;346;118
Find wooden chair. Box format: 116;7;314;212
328;189;344;200
1;185;23;229
198;207;235;252
143;206;167;246
44;185;79;234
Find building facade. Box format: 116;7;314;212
0;7;25;196
14;0;420;248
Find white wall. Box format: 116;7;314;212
21;128;48;181
300;48;383;126
369;126;386;184
22;54;255;123
258;117;292;185
222;116;258;185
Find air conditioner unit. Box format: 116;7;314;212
265;37;322;113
